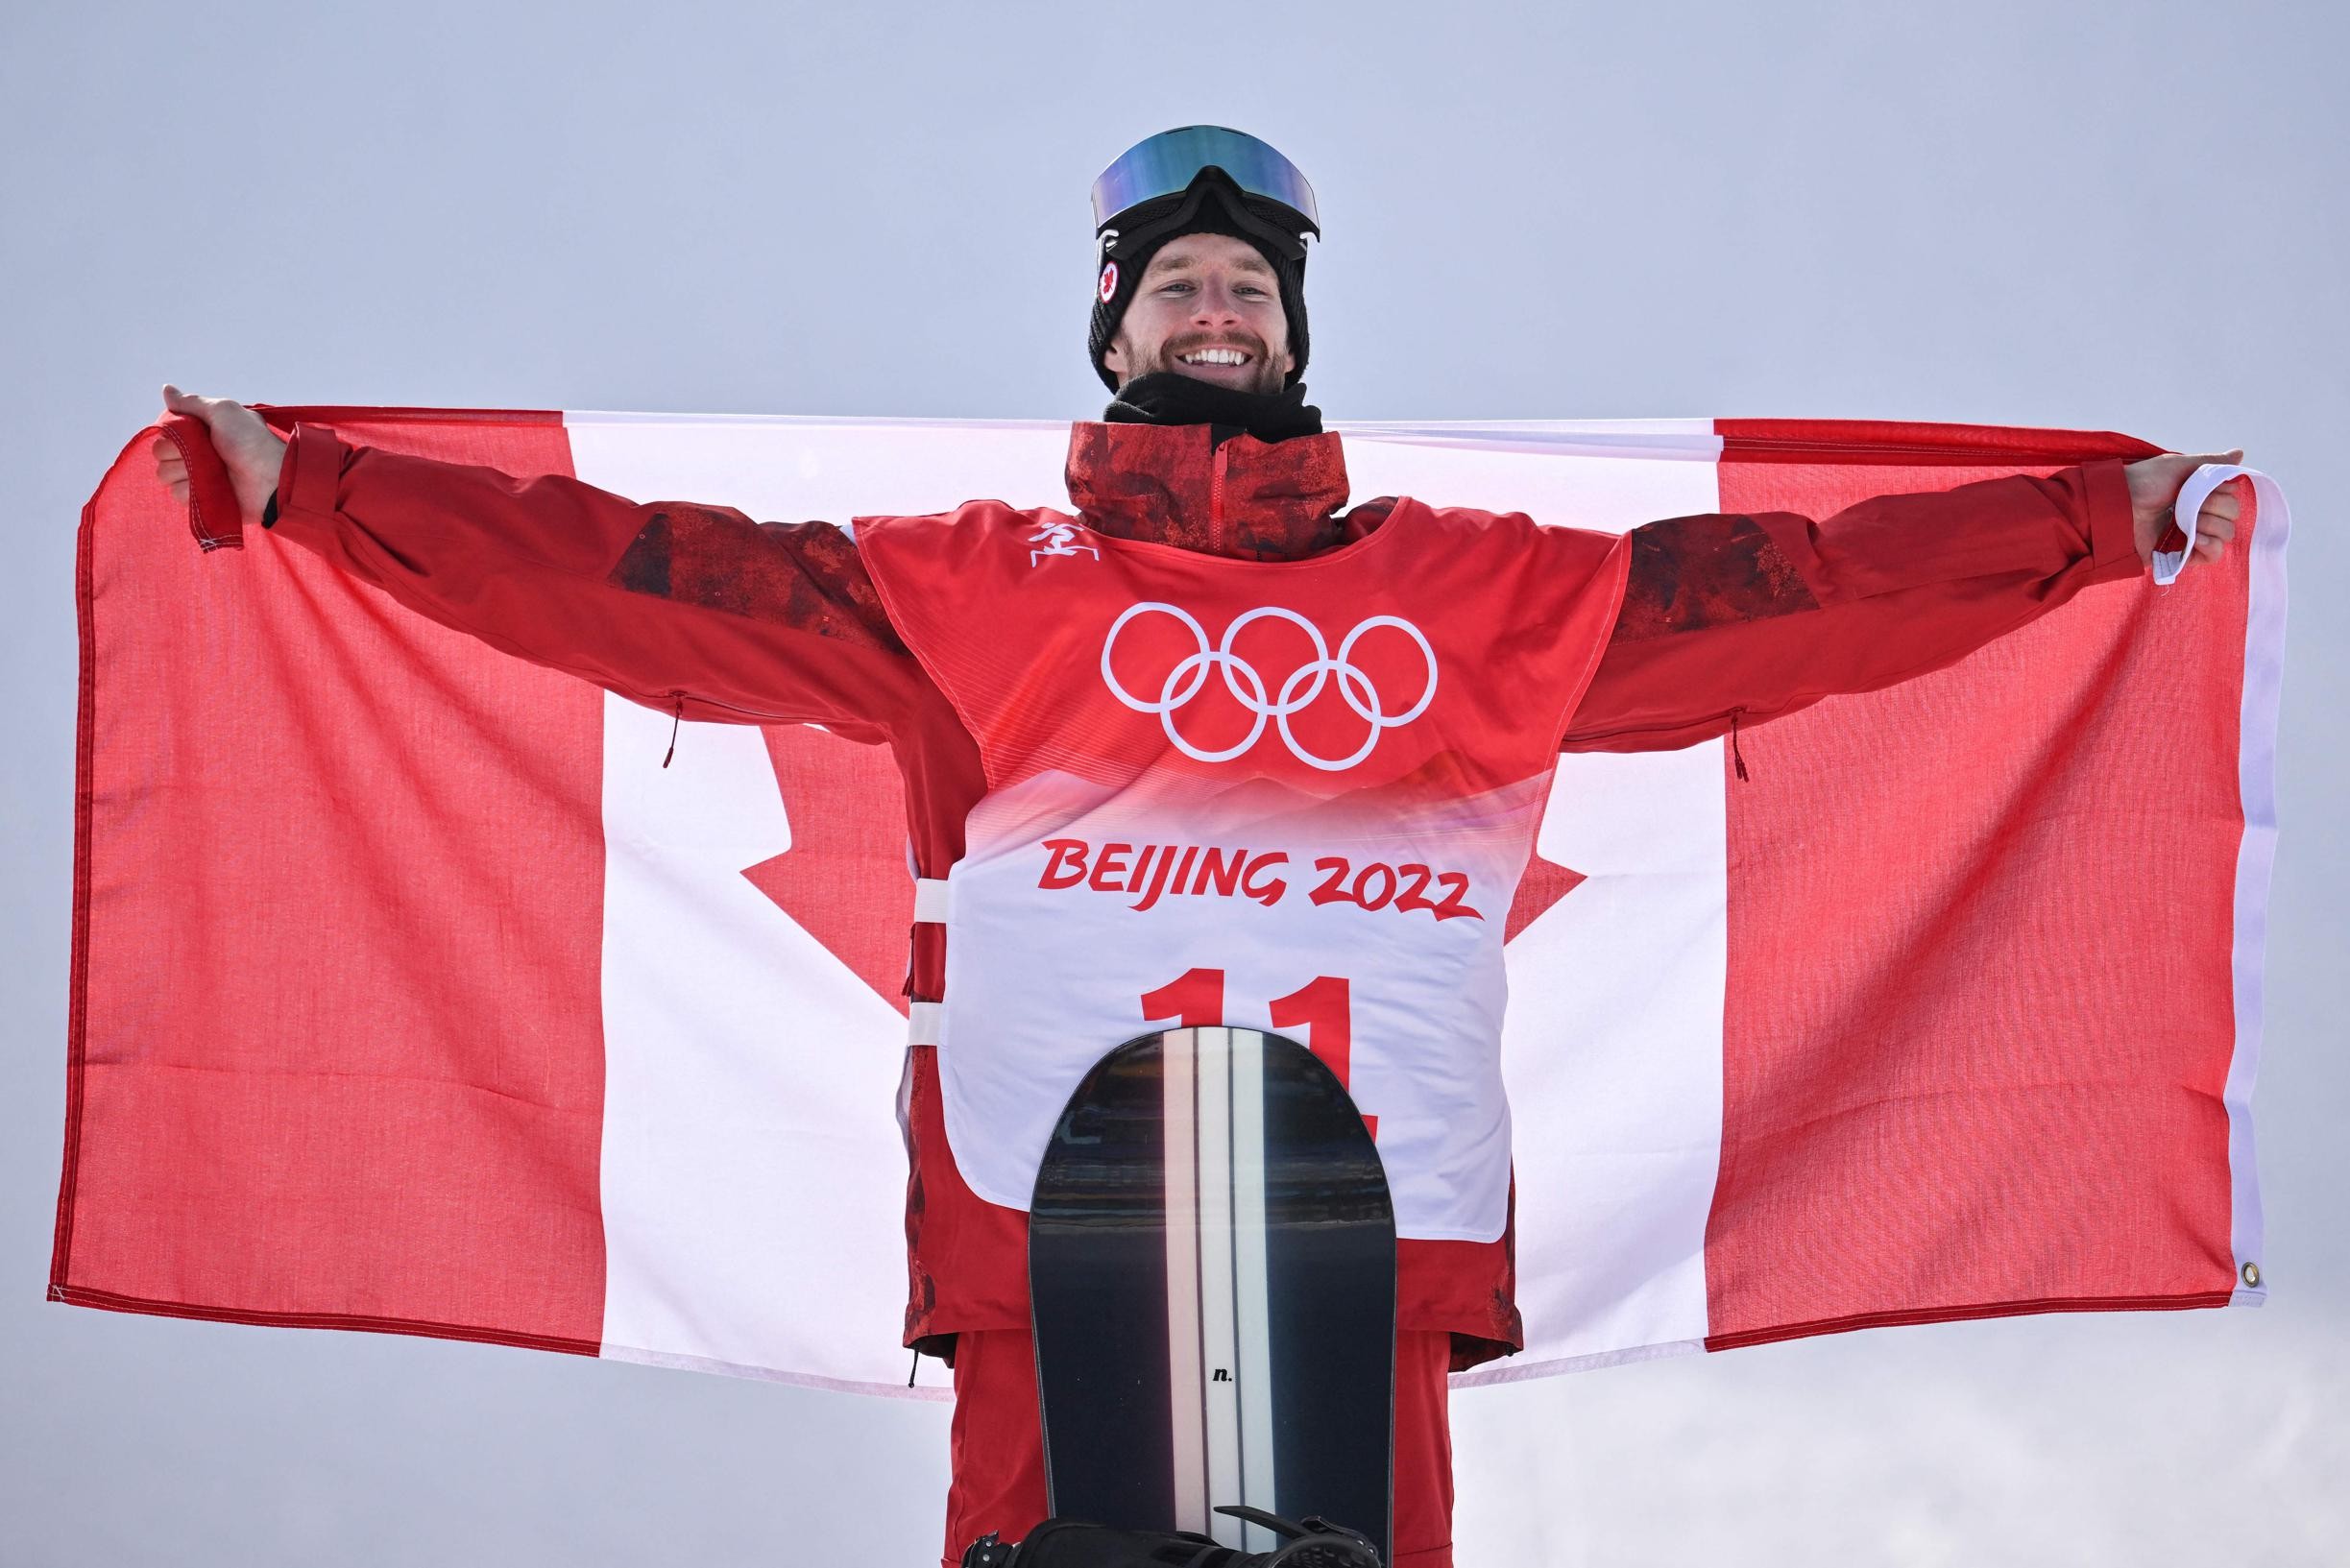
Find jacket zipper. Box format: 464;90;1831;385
1210;443;1227;555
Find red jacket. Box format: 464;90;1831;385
265;417;2143;1368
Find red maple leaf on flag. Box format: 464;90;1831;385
1506;852;1587;942
740;724;915;1014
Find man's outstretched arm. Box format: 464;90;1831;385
1561;452;2242;754
154;387;922;741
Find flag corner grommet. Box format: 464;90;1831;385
2241;1261;2261;1288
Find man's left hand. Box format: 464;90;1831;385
2125;448;2245;570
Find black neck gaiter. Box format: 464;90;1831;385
1103;372;1324;446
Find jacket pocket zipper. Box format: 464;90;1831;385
644;688;808;767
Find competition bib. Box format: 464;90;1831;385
860;489;1626;1241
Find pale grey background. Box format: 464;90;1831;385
5;2;2343;1563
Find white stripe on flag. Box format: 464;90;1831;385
1485;741;1730;1378
1470;439;1729;1380
565;413;1759;1389
593;694;916;1387
569;419;944;1394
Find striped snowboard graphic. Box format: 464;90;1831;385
1030;1028;1395;1558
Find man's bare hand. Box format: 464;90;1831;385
2126;449;2244;570
153;385;288;526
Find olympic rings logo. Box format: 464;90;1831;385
1100;603;1440;772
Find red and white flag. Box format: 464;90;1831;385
53;408;2285;1396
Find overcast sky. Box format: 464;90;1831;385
4;2;2344;1562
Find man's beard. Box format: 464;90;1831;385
1129;327;1288;397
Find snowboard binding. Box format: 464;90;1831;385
960;1505;1384;1567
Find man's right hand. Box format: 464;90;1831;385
154;385;288;525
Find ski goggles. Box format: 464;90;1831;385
1090;126;1320;259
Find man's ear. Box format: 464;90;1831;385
1103;336;1128;378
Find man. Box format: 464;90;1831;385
156;126;2241;1568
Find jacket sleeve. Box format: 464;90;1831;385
264;422;922;742
1561;459;2143;753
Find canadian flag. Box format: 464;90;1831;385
53;409;2285;1396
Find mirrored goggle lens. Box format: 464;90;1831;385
1091;125;1320;235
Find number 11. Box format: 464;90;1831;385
1140;967;1376;1139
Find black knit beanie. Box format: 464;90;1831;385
1089;177;1308;393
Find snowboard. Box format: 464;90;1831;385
1030;1026;1396;1561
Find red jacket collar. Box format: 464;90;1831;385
1063;422;1356;561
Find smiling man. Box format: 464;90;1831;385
1102;234;1295;393
157;125;2241;1568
